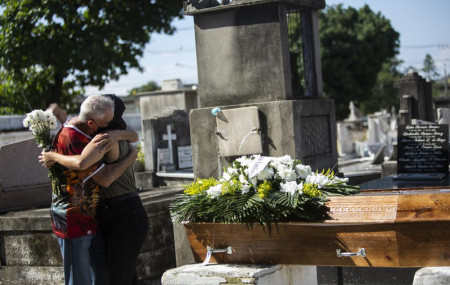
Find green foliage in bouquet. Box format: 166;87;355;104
170;155;360;229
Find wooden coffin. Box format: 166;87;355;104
184;188;450;267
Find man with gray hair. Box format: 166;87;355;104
48;95;138;285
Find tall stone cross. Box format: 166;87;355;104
163;124;177;165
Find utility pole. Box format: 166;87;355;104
445;62;448;97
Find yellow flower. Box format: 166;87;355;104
257;180;272;199
302;183;321;198
184;178;218;196
221;179;241;195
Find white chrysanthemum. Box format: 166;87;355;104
295;164;312;179
206;184;223;198
277;155;294;165
239;174;248;185
23;117;30;128
256;167;274;181
221;172;232;182
305;173;330;188
236;156;253;167
241;184;251;194
227;167;239;176
270;155;294;170
277;164;297;182
280;181;304;195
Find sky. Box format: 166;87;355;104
85;0;450;96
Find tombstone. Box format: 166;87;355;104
0;139;52;213
396;124;448;180
162;79;184;91
138;78;198;121
437;107;450;138
186;0;337;181
396;71;434;124
336;122;354;156
142;109;193;186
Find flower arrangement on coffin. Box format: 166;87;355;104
23;110;64;195
170;155;360;230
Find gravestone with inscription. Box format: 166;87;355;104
396;124;448;180
141;109;193;186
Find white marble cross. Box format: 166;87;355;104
162;124;177;164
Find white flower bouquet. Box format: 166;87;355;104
23;109;64;195
170;155;360;228
23;109;58;151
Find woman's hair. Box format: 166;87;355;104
79;95;115;123
102;94;127;130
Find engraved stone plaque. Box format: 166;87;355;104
397;124;449;175
4;233;62;266
178;146;193;169
215;107;263;157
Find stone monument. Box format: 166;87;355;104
186;0;337;180
397;71;434;125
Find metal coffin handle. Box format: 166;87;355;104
202;246;233;265
336;248;366;258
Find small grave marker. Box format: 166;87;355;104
178;146;193;169
396;124;448;180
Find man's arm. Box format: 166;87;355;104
94;129;139;152
91;143;137;188
39;129;138;170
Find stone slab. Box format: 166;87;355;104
0;139;52;212
216;107;262;157
135;171;155;190
0;266;64;285
3;233;61;266
161;264;317;285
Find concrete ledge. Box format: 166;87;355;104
156;172;195;179
161;264;317;285
413;267;450;285
0;266;63;285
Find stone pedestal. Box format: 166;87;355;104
190;99;337;178
413;267;450;285
161;264;317;285
397;72;434;123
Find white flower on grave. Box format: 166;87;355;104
332;176;349;185
256;166;274;181
240;184;251;194
206;184;223;198
236;156;253;168
276;164;297;182
295;164;312;179
280;181;304;195
239;174;249;185
270;155;294;173
305;173;331;189
221;172;232;182
227;167;239;176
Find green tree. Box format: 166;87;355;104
422;53;440;81
129;80;160;95
359;58;402;115
0;0;183;114
319;4;400;120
